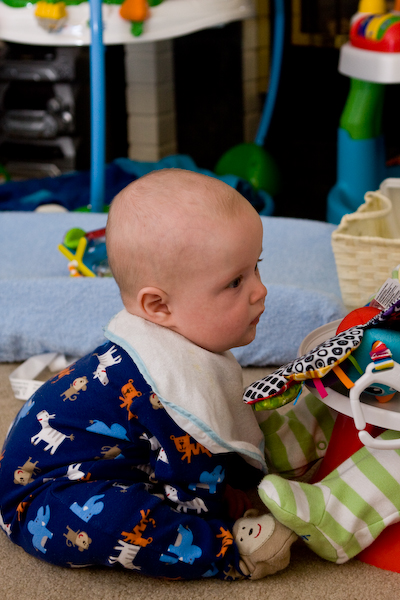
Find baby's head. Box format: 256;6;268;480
106;168;267;353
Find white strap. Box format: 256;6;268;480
9;353;78;401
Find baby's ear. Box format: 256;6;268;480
137;287;173;324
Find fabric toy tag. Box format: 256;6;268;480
370;278;400;311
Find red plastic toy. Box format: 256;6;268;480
350;14;400;52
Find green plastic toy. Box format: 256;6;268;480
215;0;284;200
215;143;280;197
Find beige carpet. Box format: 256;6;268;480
1;363;400;599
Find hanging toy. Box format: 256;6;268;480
364;340;396;403
244;298;400;410
349;350;400;449
120;0;149;36
215;0;284;204
35;0;68;32
119;0;163;37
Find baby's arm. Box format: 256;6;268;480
135;392;261;518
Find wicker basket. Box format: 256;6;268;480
331;189;400;310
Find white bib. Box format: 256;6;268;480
104;310;266;472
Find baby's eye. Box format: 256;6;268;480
256;258;263;271
229;276;242;289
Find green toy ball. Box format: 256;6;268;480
63;228;86;250
215;142;280;197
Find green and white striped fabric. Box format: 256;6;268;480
258;429;400;563
256;392;336;478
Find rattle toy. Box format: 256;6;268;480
58;227;111;277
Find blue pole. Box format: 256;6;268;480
89;0;106;212
254;0;284;147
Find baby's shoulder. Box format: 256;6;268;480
44;341;151;410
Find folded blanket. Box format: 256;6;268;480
0;212;345;365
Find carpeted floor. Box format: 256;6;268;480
1;363;400;599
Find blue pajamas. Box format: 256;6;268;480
0;341;258;579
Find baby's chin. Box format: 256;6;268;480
232;330;258;351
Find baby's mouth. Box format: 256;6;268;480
251;309;264;326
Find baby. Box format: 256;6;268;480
0;169;296;580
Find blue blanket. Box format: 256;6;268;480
0;156;273;216
0;212;345;365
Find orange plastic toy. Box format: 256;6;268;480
119;0;149;22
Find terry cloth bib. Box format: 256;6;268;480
105;310;266;472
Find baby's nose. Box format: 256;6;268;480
252;280;267;303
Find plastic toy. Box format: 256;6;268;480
0;163;10;184
120;0;149;36
326;0;400;225
215;0;284;201
0;0;256;213
5;0;165;38
350;14;400;52
58;227;111;277
34;0;68;32
332;305;397;402
90;0;106;213
243;297;400;411
306;334;400;572
246;297;400;572
119;0;163;37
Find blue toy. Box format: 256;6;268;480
89;0;105;212
342;328;398;402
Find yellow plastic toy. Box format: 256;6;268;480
35;1;68;32
58;228;98;278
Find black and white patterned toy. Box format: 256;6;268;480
244;299;400;410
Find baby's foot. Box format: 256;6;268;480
233;509;297;579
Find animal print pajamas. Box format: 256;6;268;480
0;329;263;580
